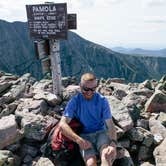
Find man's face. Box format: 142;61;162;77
80;80;97;100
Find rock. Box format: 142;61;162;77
0;82;12;94
138;145;153;161
0;150;20;166
140;162;155;166
128;127;144;142
17;98;48;114
21;113;57;141
105;78;125;84
159;75;166;83
139;80;153;90
116;126;125;139
153;138;166;166
119;138;130;149
32;157;54;166
97;86;113;96
0;102;18;118
62;85;80;100
149;119;166;144
114;148;134;166
21;144;38;158
112;89;127;100
122;93;147;108
33;91;62;106
157;112;166;126
0;115;23;149
3;83;26;101
107;96;134;132
136;119;149;130
145;90;166;113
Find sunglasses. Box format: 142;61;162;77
82;86;97;92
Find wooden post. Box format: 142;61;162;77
50;39;62;96
34;40;51;76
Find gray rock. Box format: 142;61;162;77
149;119;166;144
17;98;47;114
138;145;153;161
128;127;144;142
153;138;166;166
62;85;80;100
119;138;130;149
137;119;149;130
0;102;18;118
33;91;62;106
145;90;166;113
0;82;12;94
139;80;153;90
0;115;23;149
32;157;54;166
140;162;155;166
0;150;20;166
106;96;134;132
115;148;134;166
157;112;166;126
21;113;56;141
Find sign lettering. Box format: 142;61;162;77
26;3;67;39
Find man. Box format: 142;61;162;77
59;73;117;166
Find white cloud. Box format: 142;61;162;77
142;0;166;8
143;16;166;23
0;0;166;49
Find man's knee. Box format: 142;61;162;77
86;155;97;166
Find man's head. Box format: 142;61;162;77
80;73;97;100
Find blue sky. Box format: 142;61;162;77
0;0;166;49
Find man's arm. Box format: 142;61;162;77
105;118;117;147
59;116;91;149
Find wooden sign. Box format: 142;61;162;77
26;3;67;39
68;14;77;29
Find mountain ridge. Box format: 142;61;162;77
0;19;166;82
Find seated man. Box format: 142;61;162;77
59;73;117;166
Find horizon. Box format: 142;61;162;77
0;0;166;50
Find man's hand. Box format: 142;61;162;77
76;137;92;150
105;145;117;161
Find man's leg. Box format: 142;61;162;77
80;133;98;166
96;131;116;166
85;155;97;166
100;144;115;166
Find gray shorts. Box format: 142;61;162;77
80;130;111;158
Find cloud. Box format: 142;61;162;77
143;16;166;24
142;0;166;7
95;0;125;6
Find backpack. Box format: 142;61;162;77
43;119;83;165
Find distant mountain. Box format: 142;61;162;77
112;47;166;57
0;20;166;82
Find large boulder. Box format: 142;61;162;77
20;112;57;141
149;119;166;144
144;90;166;113
106;96;133;132
153;138;166;166
0;115;23;149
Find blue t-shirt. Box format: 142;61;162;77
63;92;112;133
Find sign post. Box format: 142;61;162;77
50;39;62;95
26;3;76;96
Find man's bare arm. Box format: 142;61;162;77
105;118;117;147
59;116;91;149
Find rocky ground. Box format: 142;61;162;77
0;71;166;166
